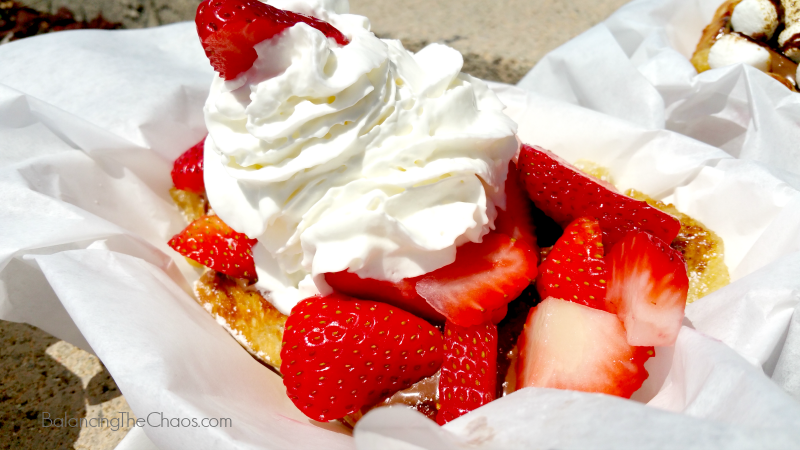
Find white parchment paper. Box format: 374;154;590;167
519;0;800;179
1;20;798;450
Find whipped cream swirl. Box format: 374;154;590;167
203;0;518;314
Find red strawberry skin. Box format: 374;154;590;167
168;215;257;281
605;230;689;347
324;271;445;322
171;137;206;193
517;144;681;248
280;294;443;422
415;233;538;327
437;322;497;425
495;161;539;258
516;297;652;399
536;217;607;310
195;0;349;80
325;232;536;327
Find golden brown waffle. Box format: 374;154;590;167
169;187;207;223
569;163;730;303
626;189;730;303
194;270;287;369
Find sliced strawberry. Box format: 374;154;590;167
605;230;689;347
324;271;445;322
516;297;652;398
168;215;257;281
517;144;681;248
536;217;607;310
171;137;206;193
437;322;497;425
495;161;539;257
195;0;349;80
325;232;536;327
280;294;443;422
415;233;537;327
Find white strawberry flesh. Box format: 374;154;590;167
516;297;650;398
605;230;688;347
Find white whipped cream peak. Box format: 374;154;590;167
731;0;779;41
203;0;518;314
708;33;771;72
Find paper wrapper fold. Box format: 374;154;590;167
1;22;799;450
518;0;800;179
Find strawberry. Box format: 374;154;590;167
536;217;607;310
171;137;206;193
195;0;349;80
437;322;497;425
517;144;681;248
495;161;539;257
605;230;689;347
168;215;257;281
516;297;652;398
324;271;445;322
415;232;538;327
280;294;443;422
325;232;536;327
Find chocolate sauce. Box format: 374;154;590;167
770;0;784;18
495;285;539;398
736;31;798;85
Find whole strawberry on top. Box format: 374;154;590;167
196;0;349;80
281;294;443;421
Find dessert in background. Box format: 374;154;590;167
165;0;729;428
692;0;800;91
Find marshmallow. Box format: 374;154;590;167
783;0;800;26
778;22;800;62
708;33;772;71
731;0;779;40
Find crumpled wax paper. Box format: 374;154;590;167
0;21;798;450
518;0;800;180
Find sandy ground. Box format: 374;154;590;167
2;1;630;449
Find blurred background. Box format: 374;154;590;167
0;0;629;449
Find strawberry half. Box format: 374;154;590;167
516;297;652;398
324;271;445;323
326;232;537;327
171;137;206;193
195;0;349;80
605;230;689;347
280;294;443;422
415;232;538;327
495;161;539;257
536;217;607;310
437;322;497;425
517;144;681;248
168;215;257;281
